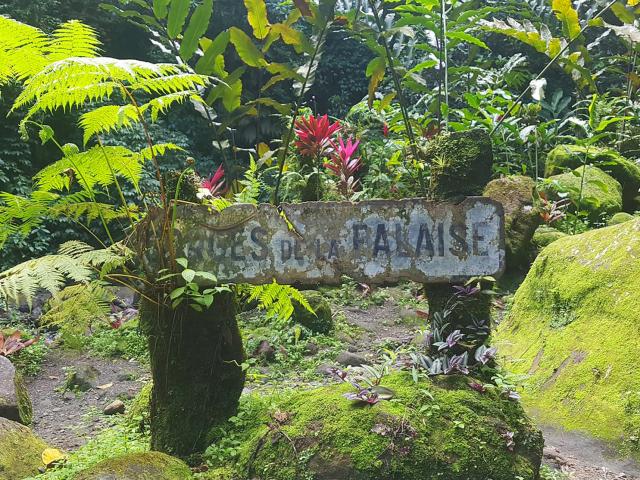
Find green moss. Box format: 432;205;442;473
213;373;542;480
427;129;494;199
608;212;635;226
484;175;540;270
532;226;568;250
546;145;640;212
72;452;193;480
0;417;48;479
292;291;334;334
15;370;33;425
544;166;623;221
126;382;152;433
493;219;640;448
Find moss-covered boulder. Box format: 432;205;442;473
484;176;541;270
531;226;568;250
72;452;193;480
214;373;543;480
0;356;32;425
292;291;333;334
493;219;640;448
0;417;49;479
427;129;494;198
544;166;623;220
545;144;640;211
608;212;635;226
126;383;152;433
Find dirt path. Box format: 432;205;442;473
26;350;148;450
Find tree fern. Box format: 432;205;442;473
40;281;114;335
248;280;314;322
35;145;145;193
0;240;131;308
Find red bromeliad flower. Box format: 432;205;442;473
382;123;390;137
198;164;225;199
325;136;363;198
294;114;341;158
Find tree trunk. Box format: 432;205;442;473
140;291;245;458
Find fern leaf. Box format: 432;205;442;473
79;104;139;146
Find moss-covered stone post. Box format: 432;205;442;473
140;292;245;458
425;128;494;331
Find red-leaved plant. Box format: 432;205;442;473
198;165;226;200
325;136;363;198
0;331;39;357
294;114;341;158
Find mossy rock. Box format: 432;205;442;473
125;382;152;432
544;166;623;221
608;212;635;226
0;356;32;425
216;373;543;480
531;226;568;250
484;175;541;270
493;219;640;449
72;452;193;480
427;129;494;199
292;291;333;334
0;417;49;479
545;144;640;211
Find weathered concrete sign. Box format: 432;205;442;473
168;197;504;285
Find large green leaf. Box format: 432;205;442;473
153;0;171;19
167;0;191;39
552;0;581;40
244;0;270;40
196;30;230;75
179;0;214;61
230;27;267;67
366;56;386;108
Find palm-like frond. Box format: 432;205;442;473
249;281;314;321
0;241;131;308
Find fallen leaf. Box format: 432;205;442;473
96;383;113;390
42;448;65;466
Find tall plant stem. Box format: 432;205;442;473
491;0;618;135
25;121;116;245
370;1;426;195
273;18;330;206
440;0;449;129
97;139;136;231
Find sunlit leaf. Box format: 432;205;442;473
167;0;191;39
552;0;581;40
230;27;267;67
244;0;271;40
180;0;214;61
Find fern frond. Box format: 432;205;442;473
0;242;131;308
34;145;144;193
140;143;185;160
40;281;113;333
79;104;139;146
48;20;101;61
0;16;49;82
248;281;314;322
141;91;204;122
234;156;262;205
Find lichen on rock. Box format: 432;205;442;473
207;373;543;480
71;452;193;480
493;219;640;449
484;175;540;270
544;166;623;220
0;417;49;479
